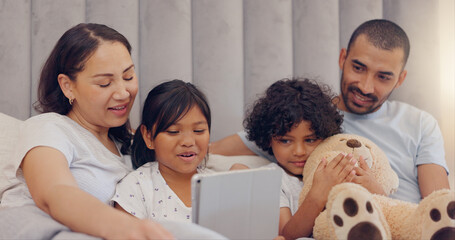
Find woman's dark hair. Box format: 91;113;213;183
132;79;211;169
35;23;133;154
244;78;343;156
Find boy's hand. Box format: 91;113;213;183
309;153;356;207
352;156;387;195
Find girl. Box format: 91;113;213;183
112;79;213;222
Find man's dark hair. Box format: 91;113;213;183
347;19;410;67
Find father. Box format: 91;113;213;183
210;19;449;204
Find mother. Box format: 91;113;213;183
0;23;223;239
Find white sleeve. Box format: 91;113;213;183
416;112;448;173
18;118;75;166
111;171;148;219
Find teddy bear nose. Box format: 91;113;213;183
347;139;362;148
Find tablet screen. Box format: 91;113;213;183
191;167;282;239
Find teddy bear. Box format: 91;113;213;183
298;133;455;240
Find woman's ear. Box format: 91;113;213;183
140;125;154;150
58;74;74;100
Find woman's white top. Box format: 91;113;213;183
1;113;132;207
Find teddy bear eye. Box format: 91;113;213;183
365;145;371;149
340;138;347;142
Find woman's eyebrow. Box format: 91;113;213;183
123;64;135;73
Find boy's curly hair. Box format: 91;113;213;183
244;78;343;155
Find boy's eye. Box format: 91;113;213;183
279;139;290;144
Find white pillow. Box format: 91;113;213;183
206;153;271;172
0;113;23;201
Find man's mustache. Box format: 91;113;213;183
347;86;378;102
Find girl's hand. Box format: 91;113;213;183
351;156;387;195
309;153;356;207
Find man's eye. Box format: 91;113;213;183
378;75;391;81
353;65;363;72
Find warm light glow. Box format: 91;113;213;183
439;0;454;189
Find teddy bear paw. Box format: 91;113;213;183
327;183;390;240
421;189;455;240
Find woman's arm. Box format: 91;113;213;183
22;146;173;239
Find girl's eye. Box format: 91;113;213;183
194;129;206;134
124;76;133;81
279;139;290;144
166;130;179;135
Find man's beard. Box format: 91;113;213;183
340;74;394;115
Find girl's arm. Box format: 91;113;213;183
22;146;173;240
280;153;356;239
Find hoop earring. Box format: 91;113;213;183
69;98;74;105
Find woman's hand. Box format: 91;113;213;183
351;156;387;195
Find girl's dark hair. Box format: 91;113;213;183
132;80;211;169
244;78;343;155
35;23;133;154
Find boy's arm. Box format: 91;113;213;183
280;154;356;239
210;134;256;156
280;194;324;239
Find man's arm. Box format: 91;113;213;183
210;134;256;156
417;164;450;198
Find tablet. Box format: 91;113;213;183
191;167;282;239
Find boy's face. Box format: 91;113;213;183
270;121;323;177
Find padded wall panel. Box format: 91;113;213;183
384;0;441;121
192;0;244;141
243;0;293;108
139;0;192;112
86;0;141;128
293;0;340;92
30;0;85;115
0;0;31;120
339;0;382;50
